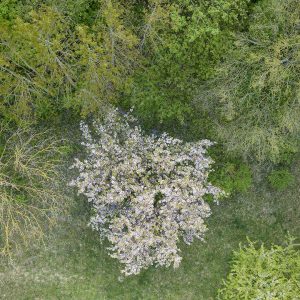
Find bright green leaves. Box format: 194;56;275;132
0;0;18;21
218;238;300;299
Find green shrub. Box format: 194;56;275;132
0;0;18;20
49;0;101;25
267;169;295;191
0;0;101;24
218;238;300;299
210;162;252;195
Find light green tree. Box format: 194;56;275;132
218;238;300;300
73;0;139;116
0;7;75;123
0;2;140;123
197;0;300;162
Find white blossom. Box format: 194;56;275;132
70;108;224;276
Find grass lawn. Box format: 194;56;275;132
1;155;299;300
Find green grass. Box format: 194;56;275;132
1;157;299;300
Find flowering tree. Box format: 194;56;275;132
70;108;223;276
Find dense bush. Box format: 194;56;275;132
0;124;70;255
210;162;252;195
267;169;295;191
218;238;300;299
0;0;100;24
196;0;300;163
70;108;224;275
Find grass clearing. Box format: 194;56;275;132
1;157;299;299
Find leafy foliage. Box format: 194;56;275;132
0;0;19;21
210;162;252;195
70;108;224;275
0;0;253;127
0;3;138;124
218;238;300;299
267;169;295;191
0;7;75;123
197;0;300;163
1;1;299;296
125;0;251;127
